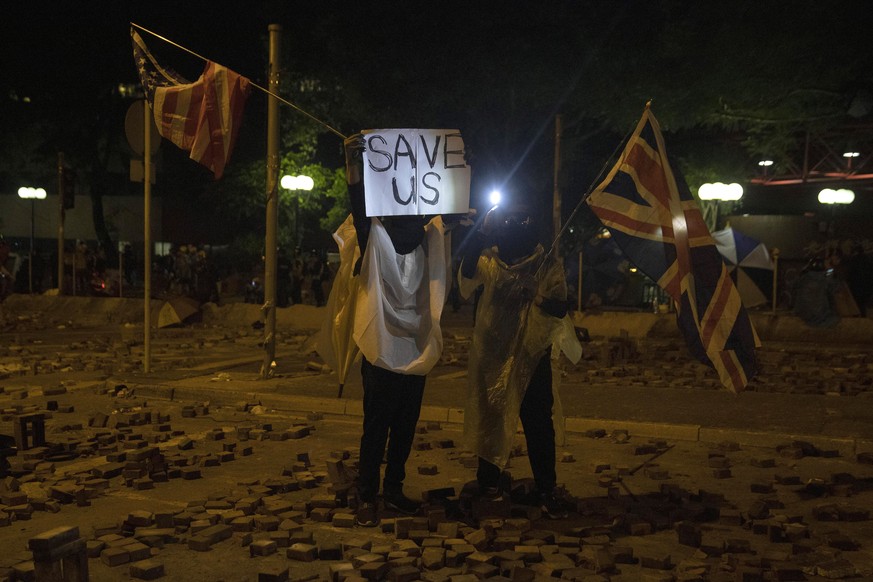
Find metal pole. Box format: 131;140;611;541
118;249;123;298
261;24;281;379
577;249;583;311
143;100;153;373
57;152;65;294
28;200;34;294
771;247;780;315
552;114;563;251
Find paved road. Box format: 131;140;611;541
3;297;873;580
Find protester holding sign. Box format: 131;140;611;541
459;202;582;519
337;133;456;527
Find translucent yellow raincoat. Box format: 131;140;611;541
317;215;361;386
459;245;582;467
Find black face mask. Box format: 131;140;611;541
382;215;426;255
496;220;538;263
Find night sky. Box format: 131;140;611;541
3;1;873;218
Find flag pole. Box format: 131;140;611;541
129;22;347;140
546;115;638;258
552;114;563;257
57;152;65;295
143;100;153;374
261;24;281;380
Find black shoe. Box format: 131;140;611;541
383;490;421;515
540;490;569;519
355;501;379;527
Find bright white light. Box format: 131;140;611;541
488;190;502;206
843;152;860;158
296;176;314;191
818;188;855;205
698;182;743;201
280;175;314;191
18;187;46;200
758;160;774;167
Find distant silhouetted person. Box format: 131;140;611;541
845;245;873;317
793;258;839;327
277;248;291;307
307;251;327;307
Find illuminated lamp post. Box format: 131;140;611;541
18;187;47;294
843;151;860;170
818;188;855;205
698;182;743;232
818;188;854;237
280;174;314;252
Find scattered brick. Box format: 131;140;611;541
287;542;318;562
250;539;278;557
101;546;130;567
129;559;164;580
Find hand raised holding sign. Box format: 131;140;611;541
344;134;366;186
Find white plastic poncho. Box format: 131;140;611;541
320;215;451;377
459;245;582;467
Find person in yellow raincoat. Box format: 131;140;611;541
459;202;581;519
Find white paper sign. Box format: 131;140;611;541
362;129;471;217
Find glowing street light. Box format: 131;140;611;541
698;182;744;201
18;187;47;294
281;175;314;251
818;188;855;205
488;190;502;206
842;151;861;170
698;182;743;232
280;174;314;191
819;188;855;237
17;188;47;206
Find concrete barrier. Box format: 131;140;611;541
2;294;871;342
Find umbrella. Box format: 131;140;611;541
712;227;774;308
316;216;361;397
154;296;201;328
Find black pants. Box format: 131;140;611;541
358;357;425;502
477;351;556;493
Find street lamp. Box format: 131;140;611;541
818;188;854;237
818;188;855;205
843;151;860;171
698;182;744;201
698;182;743;232
280;175;314;191
280;175;314;252
18;186;47;294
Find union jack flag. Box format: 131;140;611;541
586;106;759;392
131;29;250;179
